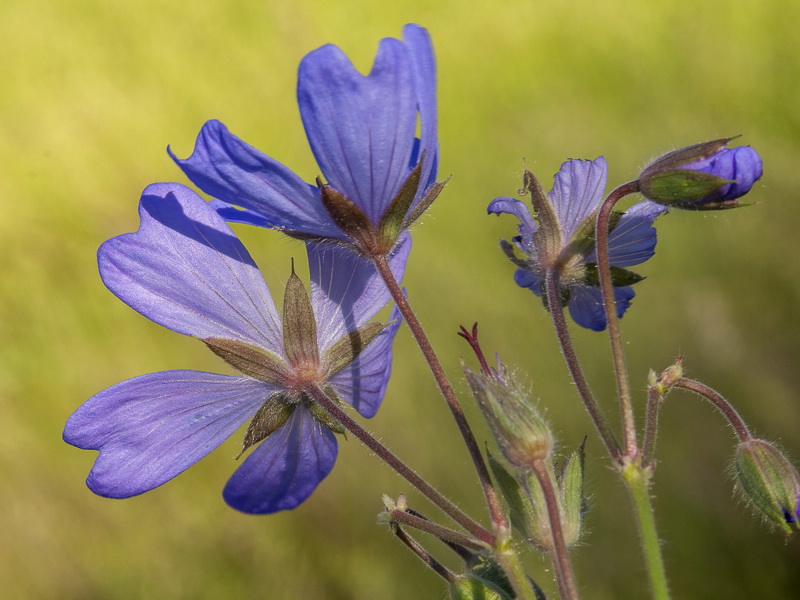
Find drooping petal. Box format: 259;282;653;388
548;158;608;241
488;196;538;250
567;285;635;331
170;120;339;238
298;37;418;224
402;24;439;196
329;304;402;418
99;183;283;353
586;200;666;267
63;371;273;498
514;268;543;296
308;232;411;350
223;408;338;514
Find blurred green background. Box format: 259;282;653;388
3;0;799;597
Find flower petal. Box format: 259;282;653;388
99;182;283;353
548;158;608;241
170;120;339;238
298;36;417;224
567;285;635;331
329;304;402;418
514;268;543;296
586;200;666;267
402;24;439;195
223;408;338;513
63;371;273;498
308;232;411;350
488;196;538;250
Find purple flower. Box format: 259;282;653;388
64;183;408;514
639;139;763;209
170;24;439;256
489;158;664;331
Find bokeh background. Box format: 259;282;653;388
3;0;799;598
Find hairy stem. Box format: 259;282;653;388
372;254;508;535
531;459;581;600
622;462;671;600
305;383;494;545
389;509;487;551
392;525;457;583
544;267;621;461
642;384;665;468
672;378;752;442
595;180;642;459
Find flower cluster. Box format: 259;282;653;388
65;24;436;513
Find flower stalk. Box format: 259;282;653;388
304;382;494;545
594;179;643;459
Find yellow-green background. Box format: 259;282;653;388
3;0;799;598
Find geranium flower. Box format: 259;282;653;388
489;158;664;331
64;182;408;513
170;24;440;257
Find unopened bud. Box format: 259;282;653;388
464;361;553;470
640;138;762;210
735;439;800;534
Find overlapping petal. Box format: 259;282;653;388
172;25;437;242
308;232;411;350
329;305;402;418
548;158;608;241
223;409;338;514
488;197;538;250
568;286;635;332
99;182;283;354
299;39;417;224
586;200;665;267
64;371;273;498
170;121;339;238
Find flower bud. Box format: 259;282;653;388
735;439;800;534
463;361;553;470
639;138;762;210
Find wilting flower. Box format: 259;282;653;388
170;24;441;258
639;138;762;209
489;158;664;331
64;183;408;514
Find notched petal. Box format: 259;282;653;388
322;321;388;377
283;267;320;368
204;338;289;384
239;395;297;457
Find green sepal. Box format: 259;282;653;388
582;263;645;287
401;176;449;230
560;210;624;263
203;337;288;384
499;239;529;270
322;321;387;377
238;394;296;457
557;440;587;546
643;137;734;173
640;169;732;206
305;386;346;436
319;181;374;241
487;450;537;541
735;439;800;535
523;168;561;264
378;154;424;246
283;264;320;368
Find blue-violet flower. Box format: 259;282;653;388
64;183;408;514
170;24;440;257
489;158;664;331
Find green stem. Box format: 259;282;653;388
493;527;541;600
621;462;670;600
595;180;642;459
